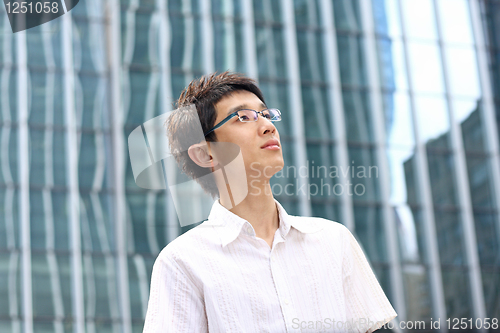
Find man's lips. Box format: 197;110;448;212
261;139;280;150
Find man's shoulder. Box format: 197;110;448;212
289;214;349;235
157;221;221;263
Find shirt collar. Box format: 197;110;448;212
205;198;324;247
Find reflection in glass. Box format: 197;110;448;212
0;253;21;319
337;35;367;88
402;264;433;322
332;0;362;33
212;0;242;17
296;30;326;82
31;254;72;319
386;92;414;147
169;16;203;72
388;148;415;204
305;143;337;199
343;90;373;143
403;158;419;206
445;46;481;98
354;205;387;263
293;0;322;27
410;209;428;263
348;147;379;202
255;26;287;79
377;39;408;92
414;95;450;147
253;0;282;24
434;210;465;264
400;0;438;41
482;270;500;318
213;20;245;73
372;0;402;38
458;99;486;152
441;269;473;319
301;86;332;139
436;0;474;45
427;152;459;206
407;42;444;94
466;155;494;209
395;205;419;262
474;213;499;265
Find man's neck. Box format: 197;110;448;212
219;183;279;240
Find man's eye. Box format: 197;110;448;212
263;113;271;119
240;115;249;120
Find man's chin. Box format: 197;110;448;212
245;160;283;178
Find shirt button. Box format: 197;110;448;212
272;257;276;262
285;299;289;305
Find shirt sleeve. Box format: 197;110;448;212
143;251;208;333
342;225;397;333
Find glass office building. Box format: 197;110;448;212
0;0;499;332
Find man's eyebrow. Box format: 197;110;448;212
226;102;268;116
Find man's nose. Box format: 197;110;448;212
258;116;277;134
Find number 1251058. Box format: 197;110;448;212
5;2;59;14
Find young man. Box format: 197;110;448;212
143;72;397;332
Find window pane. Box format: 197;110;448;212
407;42;444;94
388;148;416;204
332;0;362;33
402;264;433;323
441;268;473;319
427;152;459;206
213;20;245;73
296;30;326;82
337;35;367;88
400;0;438;41
466;155;495;209
0;253;21;318
348;146;380;202
354;205;387;263
437;0;474;45
376;38;409;92
414;95;450;148
459;100;486;152
294;0;322;27
445;47;481;98
301;86;332;139
482;270;500;319
386;92;414;147
372;0;403;38
343;90;374;143
255;26;287;79
434;210;466;264
474;213;499;265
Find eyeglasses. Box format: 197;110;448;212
204;108;281;137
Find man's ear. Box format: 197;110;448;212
188;142;218;168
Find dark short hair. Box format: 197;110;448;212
165;71;266;198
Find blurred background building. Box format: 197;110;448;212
0;0;499;332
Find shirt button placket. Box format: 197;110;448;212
270;250;291;332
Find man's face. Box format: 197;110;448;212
210;90;284;178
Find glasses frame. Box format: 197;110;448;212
203;108;281;137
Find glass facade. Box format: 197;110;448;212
0;0;499;332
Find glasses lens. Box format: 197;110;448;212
265;109;281;121
237;110;258;122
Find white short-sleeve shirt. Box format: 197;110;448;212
143;199;397;333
